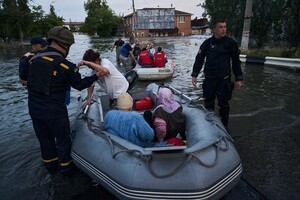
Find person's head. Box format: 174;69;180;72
118;34;122;40
83;49;101;64
213;19;227;39
129;37;135;45
30;36;47;51
47;26;75;57
117;92;133;111
157;46;162;52
158;87;174;105
157;87;180;113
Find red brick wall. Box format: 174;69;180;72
175;15;192;36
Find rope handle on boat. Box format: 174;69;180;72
144;154;194;179
106;134;145;158
189;136;228;168
143;136;228;178
205;111;234;142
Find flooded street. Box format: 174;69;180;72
0;34;299;200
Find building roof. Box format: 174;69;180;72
124;8;192;18
191;18;208;27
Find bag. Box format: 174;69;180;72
166;137;186;146
134;96;152;111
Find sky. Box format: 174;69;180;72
32;0;205;22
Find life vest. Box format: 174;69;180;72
139;49;153;65
27;51;69;95
153;51;166;68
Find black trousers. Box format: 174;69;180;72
202;77;234;128
31;117;73;174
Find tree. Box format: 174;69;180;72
29;4;63;37
202;0;245;41
251;0;273;47
81;0;122;37
0;0;21;41
283;0;299;47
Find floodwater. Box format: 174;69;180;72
0;34;299;200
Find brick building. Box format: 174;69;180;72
123;8;192;37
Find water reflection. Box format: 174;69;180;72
0;34;299;200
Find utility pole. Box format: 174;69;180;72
241;0;253;50
132;0;137;38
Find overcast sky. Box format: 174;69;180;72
32;0;205;22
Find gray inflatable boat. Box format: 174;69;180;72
71;83;242;200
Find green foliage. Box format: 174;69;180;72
201;0;299;48
81;0;122;37
203;0;245;40
0;1;63;41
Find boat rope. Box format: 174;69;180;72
144;153;194;179
143;136;228;178
189;136;228;168
105;134;145;159
205;111;234;142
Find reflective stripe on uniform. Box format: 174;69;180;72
60;63;69;70
60;160;73;167
43;157;59;163
41;56;54;62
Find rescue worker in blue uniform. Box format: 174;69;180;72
19;36;47;85
191;19;243;130
26;26;102;175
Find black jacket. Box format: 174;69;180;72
192;35;243;81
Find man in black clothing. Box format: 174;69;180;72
111;34;125;65
191;19;243;130
25;26;102;175
19;36;47;85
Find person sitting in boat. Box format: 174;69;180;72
138;47;154;68
153;46;168;68
148;42;156;55
145;87;186;146
104;92;154;148
79;49;129;108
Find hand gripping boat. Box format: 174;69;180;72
71;83;242;200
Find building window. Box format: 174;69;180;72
179;16;185;23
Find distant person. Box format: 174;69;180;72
191;19;243;130
132;42;141;68
148;42;155;55
119;37;138;71
144;87;185;145
138;47;154;68
79;49;129;108
153;46;168;68
104;92;154;147
19;36;47;85
111;35;124;65
26;26;103;175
